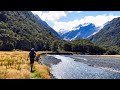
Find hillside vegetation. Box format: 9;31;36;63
89;17;120;54
89;17;120;47
61;39;106;55
0;11;61;51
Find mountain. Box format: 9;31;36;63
0;11;62;51
34;14;61;39
60;23;99;41
88;17;120;47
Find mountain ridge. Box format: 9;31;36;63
60;23;99;41
88;17;120;47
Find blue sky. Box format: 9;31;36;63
32;11;120;33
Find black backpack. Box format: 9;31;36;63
29;51;36;58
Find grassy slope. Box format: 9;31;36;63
0;51;50;79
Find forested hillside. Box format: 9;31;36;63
89;17;120;54
0;11;61;51
89;17;120;47
62;39;106;55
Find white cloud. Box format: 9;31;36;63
41;11;67;22
32;11;67;22
53;20;82;32
53;14;120;32
68;11;74;13
81;14;119;26
31;11;43;16
32;11;82;23
68;11;82;13
77;11;83;13
32;11;120;33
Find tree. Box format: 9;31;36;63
63;42;72;51
16;38;31;51
51;41;58;52
106;50;118;55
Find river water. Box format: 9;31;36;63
43;55;120;79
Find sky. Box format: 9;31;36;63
32;11;120;33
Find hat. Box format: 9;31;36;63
31;48;35;51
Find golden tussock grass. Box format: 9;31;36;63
34;62;51;79
0;51;51;79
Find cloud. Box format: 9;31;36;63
81;14;119;26
32;11;82;23
32;11;67;22
53;20;82;32
53;14;120;32
77;11;82;13
68;11;82;13
32;11;120;33
41;11;67;22
68;11;74;13
31;11;43;16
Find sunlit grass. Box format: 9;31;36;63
33;62;50;79
0;51;51;79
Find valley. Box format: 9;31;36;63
0;11;120;79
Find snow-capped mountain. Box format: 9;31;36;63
60;23;100;41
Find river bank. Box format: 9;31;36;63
99;55;120;57
37;54;61;79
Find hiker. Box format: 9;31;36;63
27;48;36;72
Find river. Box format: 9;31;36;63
42;55;120;79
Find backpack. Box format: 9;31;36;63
29;51;36;58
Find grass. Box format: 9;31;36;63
30;63;50;79
0;51;51;79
